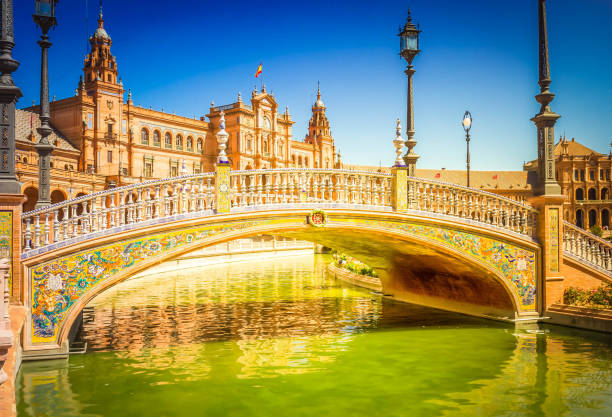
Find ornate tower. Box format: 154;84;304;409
83;9;118;87
79;5;124;176
532;0;561;196
305;85;331;145
305;85;335;168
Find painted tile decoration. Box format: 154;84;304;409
28;212;538;346
29;217;298;344
216;166;231;213
393;168;408;212
332;217;537;310
549;208;559;272
0;210;12;291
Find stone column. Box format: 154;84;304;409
392;118;408;212
531;195;565;313
0;258;12;386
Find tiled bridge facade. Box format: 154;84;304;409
6;166;612;357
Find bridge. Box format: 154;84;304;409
9;165;611;357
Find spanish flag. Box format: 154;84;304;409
255;63;262;78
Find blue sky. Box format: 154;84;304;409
13;0;612;170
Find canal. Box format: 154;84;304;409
17;254;612;416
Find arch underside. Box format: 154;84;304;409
23;210;538;351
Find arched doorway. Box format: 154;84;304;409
588;209;597;228
602;209;610;229
575;209;584;229
575;188;584;201
50;189;67;204
601;188;608;200
23;186;38;212
588;188;597;200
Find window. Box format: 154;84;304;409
153;130;161;146
170;160;179;177
580;170;585;181
576;188;584;201
602;188;609;200
107;74;111;82
588;188;597;200
176;135;183;150
187;136;193;151
574;170;579;181
600;170;604;180
607;169;610;180
263;140;268;153
107;150;113;163
305;157;309;167
165;132;172;148
590;170;595;181
144;162;153;178
197;138;203;154
141;128;149;145
87;113;94;129
107;123;113;135
247;137;252;152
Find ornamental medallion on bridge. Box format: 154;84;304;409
308;209;327;227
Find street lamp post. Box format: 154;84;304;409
33;0;58;208
0;0;23;195
399;10;421;177
462;111;472;187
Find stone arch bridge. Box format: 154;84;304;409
11;167;612;356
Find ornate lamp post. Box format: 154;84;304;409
33;0;58;208
399;10;421;176
0;0;22;195
462;111;472;187
533;0;561;196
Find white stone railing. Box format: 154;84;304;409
563;221;612;274
21;173;216;250
407;177;538;237
228;168;393;208
21;168;541;252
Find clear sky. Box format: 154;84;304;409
13;0;612;171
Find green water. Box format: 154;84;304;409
17;254;612;417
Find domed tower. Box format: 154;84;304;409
305;84;331;145
305;84;335;168
83;8;119;87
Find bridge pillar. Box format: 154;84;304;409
0;194;24;303
215;164;231;213
391;166;408;212
531;195;565;313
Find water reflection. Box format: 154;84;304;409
17;254;612;417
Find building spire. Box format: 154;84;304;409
317;81;321;101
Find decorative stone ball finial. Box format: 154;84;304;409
393;118;405;167
216;111;230;164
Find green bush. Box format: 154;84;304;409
589;225;603;237
563;284;612;309
334;253;378;277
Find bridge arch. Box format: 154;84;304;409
22;209;538;352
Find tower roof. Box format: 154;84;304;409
313;83;325;108
93;7;110;40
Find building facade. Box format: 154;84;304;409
18;11;337;211
525;137;612;230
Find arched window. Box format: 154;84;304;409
153;130;161;146
247;136;253;152
263;140;268;153
197;138;203;153
588;187;597;200
298;156;303;167
575;188;584;201
602;209;610;229
305;157;309;167
588;209;597;228
176;134;183;150
576;209;584;229
292;155;296;165
187;136;193;151
602;188;609;200
165;132;172;148
141;128;149;145
264;117;271;131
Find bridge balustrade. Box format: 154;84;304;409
21;173;216;250
20;169;542;252
407;177;538;237
228;169;392;207
563;221;612;274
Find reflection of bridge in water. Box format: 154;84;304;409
14;166;612;357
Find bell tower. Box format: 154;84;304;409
83;8;118;87
305;84;335;168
